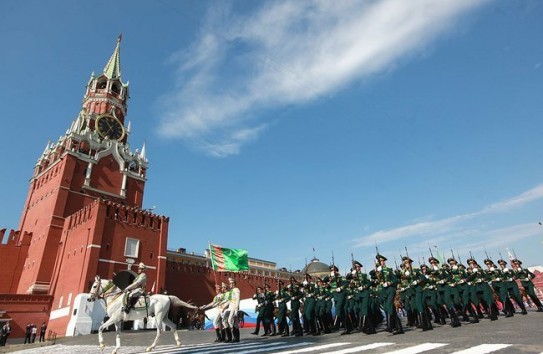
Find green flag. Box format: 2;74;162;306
210;244;249;271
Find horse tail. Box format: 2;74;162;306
167;296;197;324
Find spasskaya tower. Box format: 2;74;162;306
10;36;169;335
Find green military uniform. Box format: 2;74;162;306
251;287;266;335
371;254;403;334
315;278;332;334
497;259;527;315
512;259;543;312
302;274;319;335
403;257;432;330
263;284;277;336
327;265;352;335
421;264;443;325
288;277;304;336
349;261;376;334
467;258;498;321
275;281;291;336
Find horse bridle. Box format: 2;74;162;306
90;277;119;303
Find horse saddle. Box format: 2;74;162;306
133;296;150;309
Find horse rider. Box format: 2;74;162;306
123;262;147;314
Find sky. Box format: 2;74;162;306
1;0;543;274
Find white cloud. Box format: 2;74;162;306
353;184;543;248
157;0;488;157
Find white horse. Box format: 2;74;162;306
88;275;197;353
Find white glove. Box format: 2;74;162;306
405;271;410;276
503;268;509;273
377;266;382;272
302;280;308;286
433;266;439;271
411;280;418;286
452;265;458;270
383;282;388;288
352;270;357;276
473;268;478;273
336;287;341;292
490;267;495;271
358;286;364;291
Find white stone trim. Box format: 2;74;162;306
98;258;156;269
87;244;101;249
49;306;71;320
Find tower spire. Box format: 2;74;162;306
103;34;122;79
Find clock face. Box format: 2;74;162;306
96;115;125;140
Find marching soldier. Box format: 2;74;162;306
327;265;352;335
263;283;277;336
511;259;543;312
371;254;403;334
497;259;527;315
350;261;376;334
251;286;266;335
288;276;304;336
315;277;332;334
302;273;320;335
403;257;431;331
276;280;291;336
467;258;498;321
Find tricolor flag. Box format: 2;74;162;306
209;244;249;272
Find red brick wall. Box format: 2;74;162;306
0;294;52;339
0;230;30;293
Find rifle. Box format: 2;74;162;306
484;248;491;261
450;249;455;261
456;251;462;265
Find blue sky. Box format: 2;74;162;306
1;0;542;273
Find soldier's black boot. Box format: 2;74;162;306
220;329;226;341
365;316;377;334
421;312;429;331
251;318;261;335
359;316;366;334
386;315;393;333
439;308;447;325
282;323;290;337
490;304;499;321
214;328;222;342
340;318;351;335
393;314;404;335
232;327;240;343
269;321;276;336
449;308;461;327
426;310;434;330
224;328;232;343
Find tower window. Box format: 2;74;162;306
124;238;140;258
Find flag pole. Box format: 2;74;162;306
209;241;218;286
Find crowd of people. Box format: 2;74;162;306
202;254;542;341
23;322;47;344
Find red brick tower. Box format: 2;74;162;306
11;36;168;334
